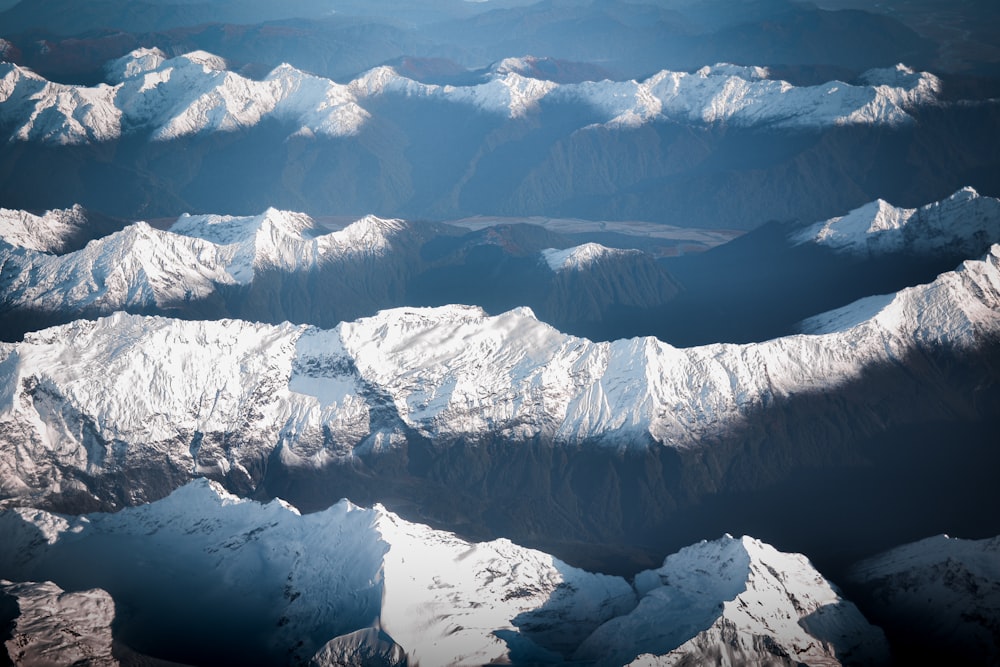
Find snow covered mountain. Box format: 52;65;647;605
0;244;997;559
0;478;886;666
0;207;685;342
847;534;1000;664
0;209;423;336
0;204;88;253
0;48;942;145
792;186;1000;258
578;535;888;666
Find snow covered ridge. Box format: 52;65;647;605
0;48;941;144
847;534;1000;664
792;187;1000;258
0;209;405;311
0;204;86;253
0;479;886;666
0;246;998;507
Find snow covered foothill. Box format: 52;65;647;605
848;534;1000;664
0;478;635;666
541;242;639;272
791;187;1000;259
0;48;943;145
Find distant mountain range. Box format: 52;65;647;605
2;47;997;228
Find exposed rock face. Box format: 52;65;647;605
1;579;119;666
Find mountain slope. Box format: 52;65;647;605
0;479;887;666
792;186;1000;258
847;534;1000;664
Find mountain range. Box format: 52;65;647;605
2;47;997;228
1;239;997;578
2;2;999;663
0;478;890;666
2;188;997;346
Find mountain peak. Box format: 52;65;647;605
578;533;888;665
0;204;87;253
542;243;634;271
792;188;1000;258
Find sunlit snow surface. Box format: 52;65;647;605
793;187;1000;258
0;479;886;666
0;210;404;311
0;47;940;144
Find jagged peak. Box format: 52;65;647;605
106;47;168;83
349;65;406;97
329;214;406;251
792;188;1000;257
170;209;318;245
694;63;771;80
0;204;86;253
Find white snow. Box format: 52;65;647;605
0;50;944;145
541;242;637;271
0;210;407;314
792;187;1000;258
577;535;888;666
0;204;87;253
0;479;635;665
0;480;894;666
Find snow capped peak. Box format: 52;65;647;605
0;203;86;253
349;65;405;97
171;208;319;246
542;243;635;271
177;49;228;72
695;63;770;80
491;56;541;76
801;243;1000;337
0;51;948;145
0;207;417;322
578;533;888;666
105;47;167;83
792;187;1000;258
329;214;406;253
